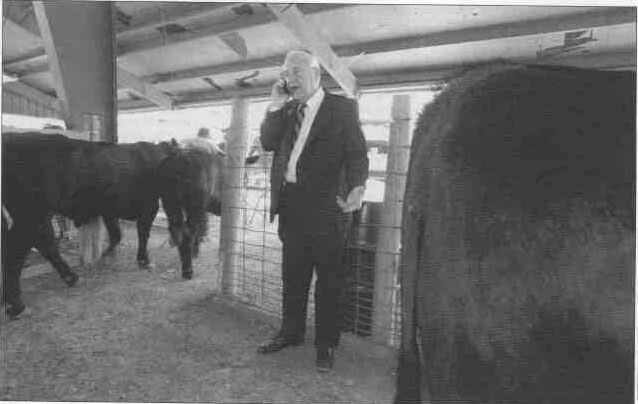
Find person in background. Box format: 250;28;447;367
197;127;210;139
257;50;369;371
180;127;222;155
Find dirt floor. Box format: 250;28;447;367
1;221;396;402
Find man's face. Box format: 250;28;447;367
282;55;320;102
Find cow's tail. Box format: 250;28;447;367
394;212;423;403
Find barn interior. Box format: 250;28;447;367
2;1;636;402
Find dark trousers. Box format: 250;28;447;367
277;184;346;349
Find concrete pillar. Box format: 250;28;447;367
221;97;249;295
33;0;117;142
372;94;411;345
34;1;117;265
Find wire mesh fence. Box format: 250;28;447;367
220;152;405;346
217;93;421;347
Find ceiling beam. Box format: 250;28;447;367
142;6;636;85
117;67;174;110
116;2;230;36
119;49;636;112
1;4;46;68
3;80;62;112
11;61;173;110
335;6;636;58
3;49;48;71
4;3;352;74
8;63;49;79
3;1;41;36
31;1;70;118
116;3;351;56
146;56;286;84
266;3;358;98
8;5;175;111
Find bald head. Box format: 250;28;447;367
281;50;321;102
284;50;320;70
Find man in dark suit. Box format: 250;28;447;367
257;50;369;371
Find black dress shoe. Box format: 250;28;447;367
257;335;304;354
316;347;335;372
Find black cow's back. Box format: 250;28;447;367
2;133;97;222
397;64;635;403
2;134;169;224
89;141;168;221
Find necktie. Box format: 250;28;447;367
284;103;306;185
293;103;306;143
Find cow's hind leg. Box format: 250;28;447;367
135;202;159;268
102;215;122;255
2;228;31;319
35;220;79;287
178;233;194;280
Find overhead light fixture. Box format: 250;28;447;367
2;72;19;83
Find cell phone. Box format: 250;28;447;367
281;79;291;95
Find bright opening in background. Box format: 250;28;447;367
118;105;232;145
116;89;441;203
2;114;66;130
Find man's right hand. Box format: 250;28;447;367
268;76;289;111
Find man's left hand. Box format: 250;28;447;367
336;185;366;213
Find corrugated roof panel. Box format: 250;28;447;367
303;5;602;47
117;35;242;78
348;23;636;76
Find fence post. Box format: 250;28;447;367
221;96;249;296
372;94;411;345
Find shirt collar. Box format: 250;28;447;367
304;87;324;110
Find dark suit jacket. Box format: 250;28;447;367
260;90;369;237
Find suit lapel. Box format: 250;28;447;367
282;101;301;151
305;92;331;146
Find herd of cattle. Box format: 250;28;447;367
2;133;227;319
2;63;636;403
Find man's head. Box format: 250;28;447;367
197;127;210;139
282;50;321;103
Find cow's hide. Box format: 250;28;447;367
395;63;635;403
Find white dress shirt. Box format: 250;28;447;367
285;87;325;183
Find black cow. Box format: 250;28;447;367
2;133;225;319
3;133;93;318
395;64;635;403
158;145;225;279
68;140;174;267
